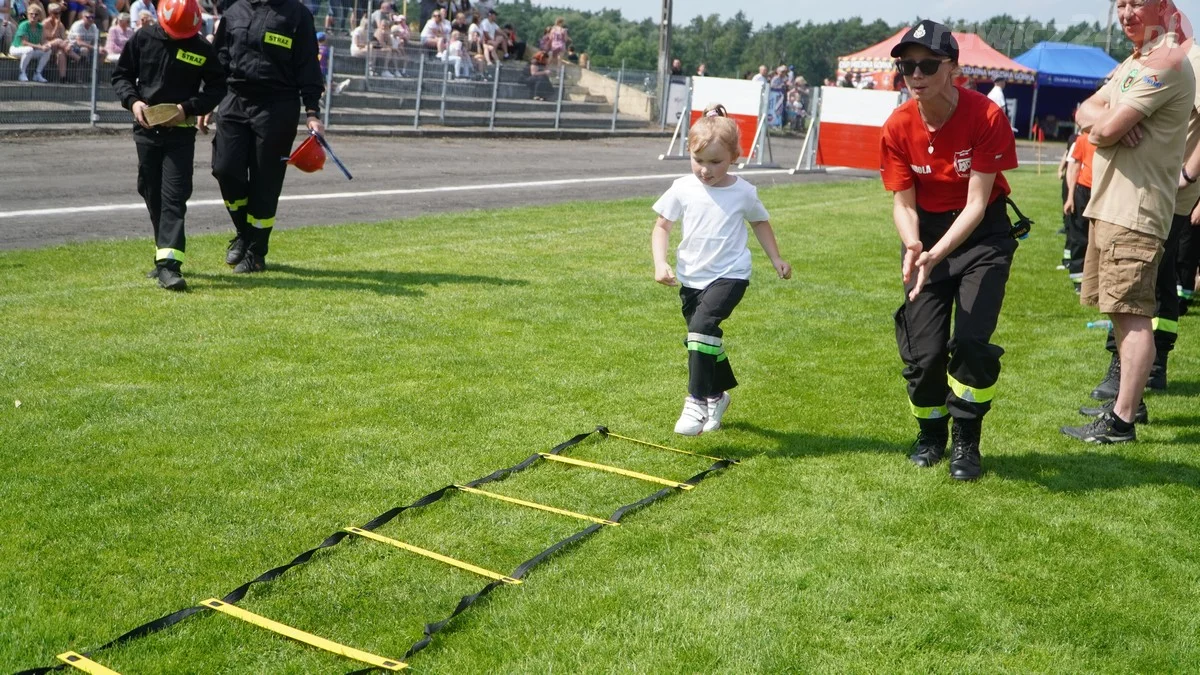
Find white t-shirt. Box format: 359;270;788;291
69;19;98;45
480;17;498;39
129;0;154;22
987;85;1006;112
652;175;769;289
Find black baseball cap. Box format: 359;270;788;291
891;20;959;61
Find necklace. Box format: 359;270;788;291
919;97;958;154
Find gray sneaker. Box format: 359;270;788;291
1061;411;1136;444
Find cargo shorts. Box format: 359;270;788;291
1081;220;1163;317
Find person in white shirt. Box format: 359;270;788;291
420;9;447;52
987;76;1007;112
650;103;792;436
751;64;767;84
67;10;103;60
129;0;154;25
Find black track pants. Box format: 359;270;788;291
211;94;300;256
1065;184;1091;277
135;127;197;269
895;200;1016;422
1179;218;1199;303
680;279;748;399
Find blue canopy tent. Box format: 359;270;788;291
1009;42;1120;139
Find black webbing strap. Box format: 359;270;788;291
396;458;735;664
16;430;599;675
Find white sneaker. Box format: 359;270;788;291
17;72;28;82
334;78;351;94
33;73;48;83
382;70;396;78
702;392;731;433
674;396;708;436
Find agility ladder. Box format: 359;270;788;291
20;426;737;673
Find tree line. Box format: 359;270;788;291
487;1;1133;83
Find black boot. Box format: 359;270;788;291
1091;353;1120;401
948;419;982;482
225;236;248;266
1147;356;1168;391
909;417;949;468
154;265;187;291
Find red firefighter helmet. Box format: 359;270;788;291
157;0;202;40
287;134;326;173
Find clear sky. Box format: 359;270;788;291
531;0;1200;30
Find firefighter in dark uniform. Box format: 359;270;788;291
112;0;226;291
880;20;1020;481
209;0;324;273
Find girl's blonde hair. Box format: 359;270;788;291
687;103;740;159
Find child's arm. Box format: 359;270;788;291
651;215;677;286
749;220;792;280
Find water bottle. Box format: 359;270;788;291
1087;320;1113;330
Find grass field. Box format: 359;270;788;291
2;169;1198;673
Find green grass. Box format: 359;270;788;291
2;169;1199;673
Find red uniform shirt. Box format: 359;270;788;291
1069;132;1096;189
880;86;1018;213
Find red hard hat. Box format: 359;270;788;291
158;0;202;39
288;134;326;173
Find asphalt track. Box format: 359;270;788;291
0;133;859;250
0;133;1052;251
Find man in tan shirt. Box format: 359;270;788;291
1063;0;1195;444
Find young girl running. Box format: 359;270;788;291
651;104;792;436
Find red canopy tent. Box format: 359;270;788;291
837;27;1037;90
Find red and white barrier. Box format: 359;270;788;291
660;76;773;166
813;87;900;171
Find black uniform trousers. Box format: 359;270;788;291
1104;212;1186;360
680;279;748;399
1065;184;1091;277
135;126;197;270
1179;217;1199;306
894;198;1016;422
211;93;301;257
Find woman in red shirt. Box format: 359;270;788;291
880;20;1020;481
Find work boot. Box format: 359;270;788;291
226;236;248;266
948;420;982;482
1060;410;1136;444
1147;361;1167;391
154;266;187;291
232;251;267;274
908;418;949;468
1090;353;1120;401
1079;399;1148;424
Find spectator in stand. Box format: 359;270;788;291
565;44;578;64
442;28;469;78
373;17;399;77
527;49;550;100
128;0;151;23
368;0;391;33
389;15;407;57
769;65;786;89
9;3;51;82
480;8;505;58
67;8;103;61
670;58;682;76
135;8;151;29
418;0;436;28
468;14;494;66
696;63;707;77
0;0;14;54
547;18;567;65
751;64;767;84
42;3;71;82
420;8;446;52
501;22;522;60
449;9;467;33
316;29;328;78
349;14;368;56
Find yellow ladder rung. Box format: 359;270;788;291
344;527;522;585
455;485;619;527
539;453;693;490
201;599;407;671
603;430;737;464
57;652;120;675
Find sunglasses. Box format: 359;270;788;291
894;58;949;76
